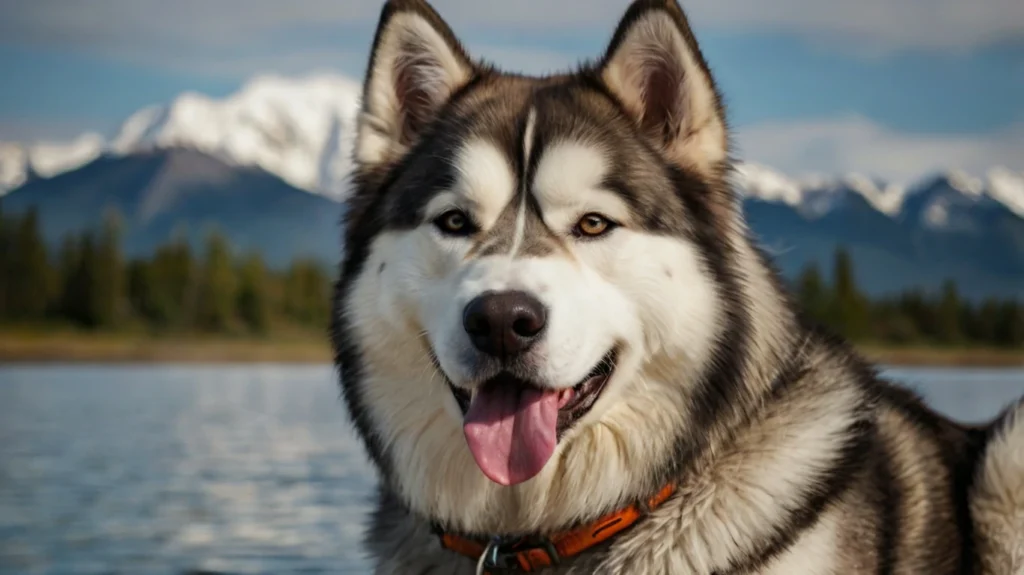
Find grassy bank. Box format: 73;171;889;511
0;329;1021;367
0;328;331;364
859;345;1023;368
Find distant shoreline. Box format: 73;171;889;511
0;330;331;365
0;331;1021;368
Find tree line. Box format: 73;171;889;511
796;248;1024;348
0;206;330;335
1;204;1022;347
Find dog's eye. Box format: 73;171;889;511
433;210;474;236
574;213;615;238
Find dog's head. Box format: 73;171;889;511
336;0;743;533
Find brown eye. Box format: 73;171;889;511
434;210;473;236
574;213;615;238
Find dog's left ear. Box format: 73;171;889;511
599;0;727;176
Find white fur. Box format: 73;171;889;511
531;141;634;229
599;372;860;574
759;510;840;575
425;138;517;232
972;401;1024;574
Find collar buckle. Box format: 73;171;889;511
481;536;560;572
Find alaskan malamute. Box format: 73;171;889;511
331;1;1024;572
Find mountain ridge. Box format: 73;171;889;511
0;148;342;268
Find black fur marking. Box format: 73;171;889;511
656;163;752;494
869;380;989;574
873;426;901;575
716;369;876;574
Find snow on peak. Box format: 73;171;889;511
29;133;105;178
830;173;905;216
0;143;28;193
731;163;805;207
111;73;363;199
733;162;1024;221
0;134;105;196
985;166;1024;218
732;162;905;218
945;169;985;197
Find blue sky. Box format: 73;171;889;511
1;0;1022;182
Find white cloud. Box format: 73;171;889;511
689;0;1024;53
1;0;1021;68
120;44;580;81
733;115;1024;184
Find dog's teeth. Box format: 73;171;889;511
558;388;575;408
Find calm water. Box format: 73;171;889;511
0;364;1022;575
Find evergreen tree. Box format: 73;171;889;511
6;209;53;320
236;252;270;334
936;280;962;344
126;258;165;327
68;232;100;327
195;231;237;332
92;210;125;327
973;299;1003;346
995;301;1024;348
55;233;82;321
829;248;868;340
149;236;197;329
871;298;919;344
796;262;830;322
283;259;330;327
0;202;9;320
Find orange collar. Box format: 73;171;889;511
438;483;676;573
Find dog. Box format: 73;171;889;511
330;1;1024;572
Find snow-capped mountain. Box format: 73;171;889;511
987;166;1024;217
110;74;362;200
731;162;1024;221
0;134;105;192
0;74;362;200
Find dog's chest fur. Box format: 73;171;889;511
363;351;982;575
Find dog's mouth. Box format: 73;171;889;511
450;349;618;487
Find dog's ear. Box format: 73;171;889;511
356;0;475;170
598;0;727;176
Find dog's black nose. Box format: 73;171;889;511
463;291;547;358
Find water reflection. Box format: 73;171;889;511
0;364;1021;574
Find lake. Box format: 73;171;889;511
1;364;1022;575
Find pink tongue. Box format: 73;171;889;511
463;385;561;486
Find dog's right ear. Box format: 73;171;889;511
598;0;727;178
355;0;475;171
